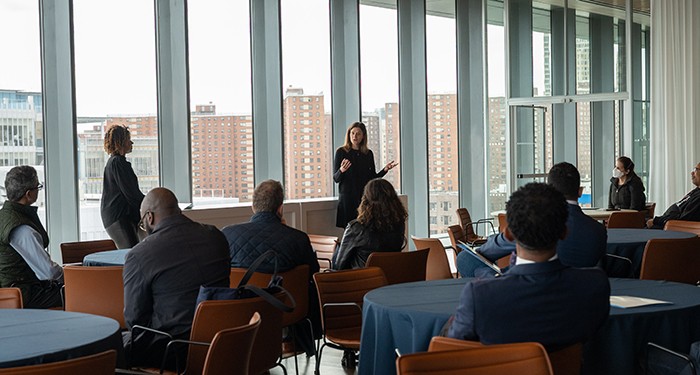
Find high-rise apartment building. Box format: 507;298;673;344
427;94;459;234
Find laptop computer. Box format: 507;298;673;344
457;240;503;276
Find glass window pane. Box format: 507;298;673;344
0;1;46;224
426;1;457;236
487;0;508;213
74;0;159;240
360;1;400;191
188;0;254;205
281;0;333;200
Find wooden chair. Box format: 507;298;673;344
0;288;22;309
60;239;117;264
0;350;116;375
640;237;700;285
644;202;656;220
313;267;387;373
366;249;428;285
411;236;453;280
397;339;553;375
429;337;580;375
308;234;338;270
606;211;646;228
664;220;700;236
455;207;493;246
497;212;508;233
63;265;125;328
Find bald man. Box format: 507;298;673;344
123;187;230;369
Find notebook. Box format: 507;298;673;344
457;240;503;276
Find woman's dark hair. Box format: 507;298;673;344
341;122;369;154
357;179;407;232
617;156;635;173
104;125;131;155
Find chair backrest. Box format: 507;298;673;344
308;234;338;270
229;264;310;326
606;211;646;228
456;207;477;239
60;239;117;264
410;236;452;280
664;220;700;236
201;312;261;375
0;288;22;309
397;340;553;375
189;295;284;375
498;213;508;233
446;225;465;252
312;267;387;337
640;237;700;284
646;342;699;375
0;350;116;375
366;249;428;285
63;265;125;328
645;202;657;220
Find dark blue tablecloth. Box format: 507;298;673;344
606;229;696;276
0;309;123;368
83;249;129;266
360;278;700;375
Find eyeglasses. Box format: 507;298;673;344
27;183;43;194
138;211;150;231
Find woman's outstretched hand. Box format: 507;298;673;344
383;160;399;172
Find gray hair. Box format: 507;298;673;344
252;180;284;213
5;166;38;202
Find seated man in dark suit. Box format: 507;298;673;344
222;179;320;356
647;162;700;229
123;187;230;369
458;162;607;277
447;182;610;349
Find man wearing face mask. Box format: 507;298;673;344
122;187;230;369
647;162;700;229
608;156;646;210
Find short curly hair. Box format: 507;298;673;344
506;182;568;251
357;179;407;232
104;125;130;155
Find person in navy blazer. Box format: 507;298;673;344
447;183;610;349
458;162;607;277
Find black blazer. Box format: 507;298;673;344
608;173;646;210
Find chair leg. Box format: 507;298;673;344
315;342;327;375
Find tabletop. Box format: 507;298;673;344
0;309;123;368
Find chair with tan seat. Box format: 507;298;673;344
640;236;700;285
411;236;453;280
308;234;339;270
644;202;657;220
396;339;553;375
63;265;125;328
0;350;116;375
664;220;700;236
0;288;22;309
456;207;494;246
366;249;428;285
60;239;117;265
606;211;646;228
497;212;508;233
313;267;387;373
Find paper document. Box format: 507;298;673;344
610;296;672;308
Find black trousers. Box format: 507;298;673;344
105;219;142;249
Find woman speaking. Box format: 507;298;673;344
333;122;397;228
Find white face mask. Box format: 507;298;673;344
612;168;624;179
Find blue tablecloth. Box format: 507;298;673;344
606;229;696;276
83;249;129;266
0;309;123;368
360;278;700;375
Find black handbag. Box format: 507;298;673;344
195;250;296;313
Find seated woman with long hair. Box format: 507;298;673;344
332;178;407;270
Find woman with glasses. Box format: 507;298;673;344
101;125;145;249
333;122;398;228
608;156;646;210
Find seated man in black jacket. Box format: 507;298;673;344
647;162;700;229
222;179;320;355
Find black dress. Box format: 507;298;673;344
333;148;386;228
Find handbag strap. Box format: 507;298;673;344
238;249;278;288
242;284;296;313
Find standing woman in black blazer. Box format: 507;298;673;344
333;122;398;228
101;125;145;248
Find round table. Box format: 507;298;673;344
360;278;700;375
581;208;637;220
83;249;129;266
606;229;696;276
0;309;123;368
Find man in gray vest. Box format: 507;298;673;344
0;165;63;308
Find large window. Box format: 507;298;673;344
360;1;400;192
0;1;46;224
280;0;333;200
426;2;457;235
487;0;508;213
188;0;254;205
73;0;159;240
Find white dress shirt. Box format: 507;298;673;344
9;225;63;282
